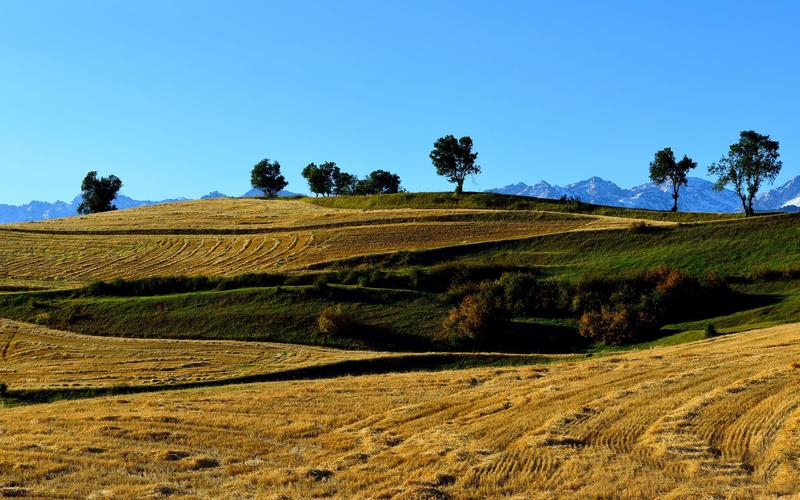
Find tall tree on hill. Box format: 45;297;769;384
709;130;782;216
648;147;696;212
430;135;480;194
77;171;123;214
250;159;288;198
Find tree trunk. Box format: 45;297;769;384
455;179;464;195
739;196;750;216
671;192;678;212
747;196;755;217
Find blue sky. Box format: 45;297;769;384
1;1;798;204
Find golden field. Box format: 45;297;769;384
0;198;642;286
0;319;557;391
0;319;383;390
1;322;800;498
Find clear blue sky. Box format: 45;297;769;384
1;1;798;204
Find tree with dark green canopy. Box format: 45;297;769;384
301;162;333;196
250;158;288;198
354;169;402;195
332;170;358;195
429;135;480;194
77;171;123;214
648;147;696;212
709;130;782;216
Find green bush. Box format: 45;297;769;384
705;323;719;337
317;305;357;336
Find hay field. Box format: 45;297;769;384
2;323;800;498
0;319;383;390
0;199;640;285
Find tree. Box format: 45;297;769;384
250;158;288;198
648;147;696;212
354;169;402;195
429;135;480;194
77;171;123;214
302;162;334;196
333;170;358;195
709;130;782;216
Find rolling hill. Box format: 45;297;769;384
1;192;800;498
1;322;799;497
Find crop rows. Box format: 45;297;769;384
0;200;636;284
0;318;381;390
1;323;799;497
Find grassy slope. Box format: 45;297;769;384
307;191;743;222
323;212;800;280
0;286;448;351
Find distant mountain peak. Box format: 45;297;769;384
488;175;800;213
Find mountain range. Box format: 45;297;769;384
3;176;799;224
0;189;299;224
487;176;800;213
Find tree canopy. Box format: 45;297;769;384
302;162;337;196
354;169;402;195
77;171;123;214
709;130;782;216
429;135;480;194
250;159;288;198
648;147;696;212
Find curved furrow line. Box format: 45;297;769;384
215;237;259;274
633;369;787;485
120;238;189;278
124;238;203;278
754;405;800;495
718;380;800;468
210;237;252;273
224;237;282;274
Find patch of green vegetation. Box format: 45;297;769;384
0;285;448;351
323;213;800;280
307;191;742;222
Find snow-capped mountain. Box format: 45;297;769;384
755;176;800;210
488;176;800;213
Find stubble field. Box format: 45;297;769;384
1;323;799;498
0;198;641;287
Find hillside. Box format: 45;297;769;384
1;323;799;497
2;193;800;498
0;197;646;287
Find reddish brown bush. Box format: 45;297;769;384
441;290;505;345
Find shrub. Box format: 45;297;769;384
627;221;666;234
440;285;507;345
0;382;7;396
573;266;731;344
495;272;572;317
579;304;658;344
312;274;330;292
317;305;356;336
705;323;719;337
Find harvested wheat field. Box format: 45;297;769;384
0;199;640;285
0;319;385;390
2;323;800;498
